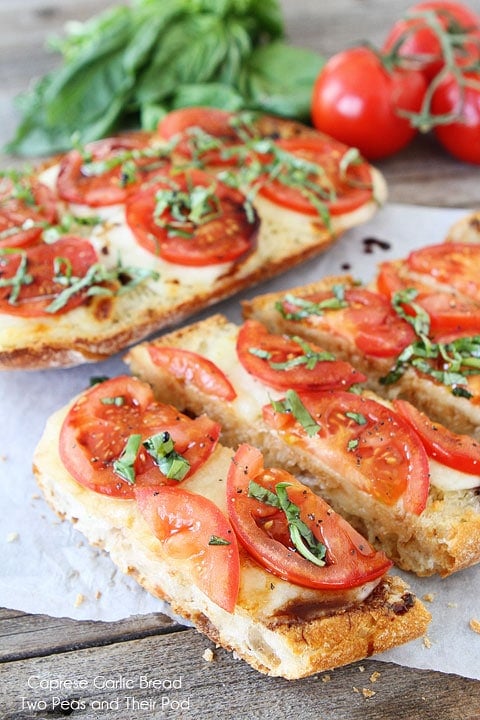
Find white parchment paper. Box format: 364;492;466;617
1;203;479;679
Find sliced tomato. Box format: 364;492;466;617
0;236;98;317
125;168;258;266
227;444;392;589
156;107;241;167
236;319;366;392
406;243;480;300
416;292;480;337
394;398;480;475
377;262;480;337
56;133;164;206
135;485;240;612
278;287;416;358
263;391;430;514
148;345;236;401
254;137;373;216
59;376;221;499
0;175;58;248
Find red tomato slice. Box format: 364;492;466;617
394;398;480;475
0;175;58;248
59;376;221;499
262;391;430;514
0;236;98;317
236;319;366;392
227;444;392;589
278;287;416;358
148;345;236;401
135;485;240;612
376;261;480;337
56;133;163;206
126;168;258;266
407;243;480;300
156;107;241;167
255;137;373;216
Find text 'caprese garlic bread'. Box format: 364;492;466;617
242;236;480;439
125;315;480;578
0;107;386;370
32;375;429;679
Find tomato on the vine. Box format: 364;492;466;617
382;2;480;81
311;46;427;160
431;69;480;164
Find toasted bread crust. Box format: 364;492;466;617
33;399;429;679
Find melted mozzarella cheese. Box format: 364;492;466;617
37;162;235;286
429;459;480;492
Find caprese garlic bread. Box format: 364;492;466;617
125;315;480;578
32;375;429;679
242;241;480;438
0;108;386;370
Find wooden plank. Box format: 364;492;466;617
0;608;183;662
1;629;480;720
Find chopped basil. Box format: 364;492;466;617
345;411;367;425
89;375;109;386
270;336;335;371
0;170;36;206
100;395;125;406
249;336;334;372
275;285;348;321
112;434;142;485
143;431;190;481
382;289;480;397
153;181;222;238
42;211;103;244
46;258;160;314
208;535;231;546
270;389;320;437
347;438;359;452
0;248;33;304
248;480;326;567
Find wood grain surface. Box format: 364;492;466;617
1;1;480;718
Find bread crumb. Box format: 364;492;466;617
202;648;215;662
321;674;331;683
422;593;435;602
423;635;432;649
31;493;41;500
95;590;102;601
469;618;480;634
369;671;381;683
6;532;19;543
0;454;7;462
74;593;85;607
353;687;376;699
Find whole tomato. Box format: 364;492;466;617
383;1;480;80
431;70;480;163
311;47;427;160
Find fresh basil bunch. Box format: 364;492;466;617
7;0;324;156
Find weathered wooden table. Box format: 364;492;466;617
1;1;479;718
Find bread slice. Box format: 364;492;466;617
446;211;480;244
125;314;480;577
33;389;429;679
0;116;387;371
243;274;480;439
